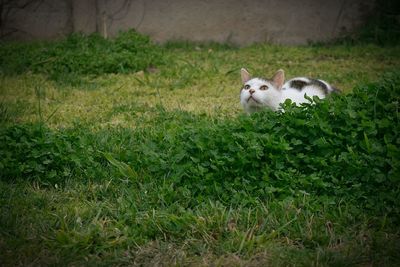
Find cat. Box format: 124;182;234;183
240;68;339;113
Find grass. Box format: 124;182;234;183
1;33;400;266
1;43;400;129
1;179;399;266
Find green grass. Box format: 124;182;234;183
1;33;400;266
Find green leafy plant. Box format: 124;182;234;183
1;73;398;212
101;152;137;181
110;72;400;211
0;30;165;84
0;124;102;184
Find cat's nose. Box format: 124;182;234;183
249;89;255;94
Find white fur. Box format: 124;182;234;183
240;78;282;112
240;69;334;113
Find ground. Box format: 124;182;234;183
1;42;400;266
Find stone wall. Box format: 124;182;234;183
1;0;375;45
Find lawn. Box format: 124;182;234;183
1;32;400;266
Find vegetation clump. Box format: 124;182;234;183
0;30;164;84
123;76;400;210
1;74;399;215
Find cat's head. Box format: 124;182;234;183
240;68;285;113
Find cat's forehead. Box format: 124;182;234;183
245;78;272;87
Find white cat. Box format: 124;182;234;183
240;68;339;113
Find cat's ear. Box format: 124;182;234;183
272;69;285;90
241;68;251;84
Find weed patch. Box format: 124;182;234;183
1;73;399;214
0;124;105;184
0;30;164;85
113;73;399;212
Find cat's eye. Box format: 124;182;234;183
244;85;250;90
260;85;268;90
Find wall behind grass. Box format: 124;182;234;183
2;0;374;45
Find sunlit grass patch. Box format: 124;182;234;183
1;43;400;130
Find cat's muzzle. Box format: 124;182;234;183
247;96;260;104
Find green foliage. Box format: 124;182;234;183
120;73;399;211
0;124;103;184
2;74;398;214
0;30;164;84
163;40;237;50
102;152;138;181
